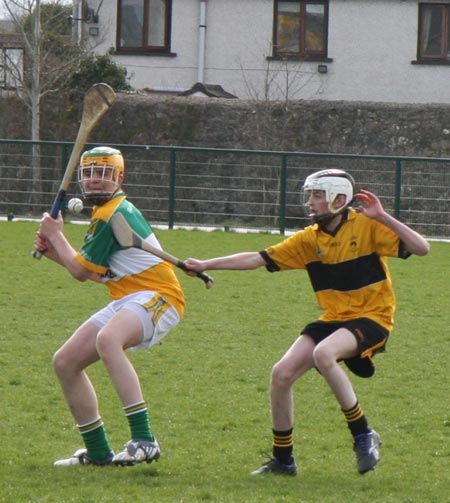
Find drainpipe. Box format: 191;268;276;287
70;0;83;45
197;0;207;83
77;0;83;44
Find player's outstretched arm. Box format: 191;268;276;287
185;252;266;272
355;189;430;256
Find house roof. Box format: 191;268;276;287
179;82;237;99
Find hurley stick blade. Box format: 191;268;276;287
33;83;116;259
110;211;135;247
111;213;214;289
57;83;116;196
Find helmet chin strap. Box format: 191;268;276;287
311;212;336;225
84;187;121;206
310;196;347;225
86;195;111;206
312;207;347;227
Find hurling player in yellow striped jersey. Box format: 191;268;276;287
185;169;429;476
36;147;185;467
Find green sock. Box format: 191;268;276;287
124;401;154;441
78;417;112;462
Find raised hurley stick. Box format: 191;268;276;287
33;83;116;259
110;212;214;289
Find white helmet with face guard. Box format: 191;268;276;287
302;169;355;223
78;146;125;205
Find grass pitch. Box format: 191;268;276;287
1;221;449;503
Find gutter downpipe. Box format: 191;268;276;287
197;0;207;83
71;0;83;44
78;0;83;44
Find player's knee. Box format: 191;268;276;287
95;328;121;359
53;348;72;376
312;344;334;372
95;330;109;357
271;361;295;389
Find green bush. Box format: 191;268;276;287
69;51;133;95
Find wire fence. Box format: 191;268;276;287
1;139;449;238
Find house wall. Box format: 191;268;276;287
326;1;430;103
89;0;201;91
84;0;450;104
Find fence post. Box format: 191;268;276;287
279;155;287;235
61;144;70;216
168;150;177;229
61;144;70;179
394;159;402;219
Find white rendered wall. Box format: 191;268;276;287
87;0;450;104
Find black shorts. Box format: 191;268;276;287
301;318;389;378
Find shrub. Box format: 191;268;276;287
68;51;133;95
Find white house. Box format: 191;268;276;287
73;0;450;104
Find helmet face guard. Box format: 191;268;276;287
302;169;355;223
78;147;125;204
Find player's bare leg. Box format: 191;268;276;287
270;335;317;430
53;321;114;466
95;309;145;406
252;335;316;476
95;308;160;466
312;329;359;409
313;329;381;474
53;320;102;425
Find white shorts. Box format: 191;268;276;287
88;291;180;350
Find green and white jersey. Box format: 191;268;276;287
75;192;185;317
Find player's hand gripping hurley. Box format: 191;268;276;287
111;213;214;289
33;83;116;259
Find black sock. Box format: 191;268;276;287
272;428;294;464
342;401;370;437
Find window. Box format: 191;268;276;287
418;3;450;61
117;0;172;54
273;1;329;59
0;48;24;90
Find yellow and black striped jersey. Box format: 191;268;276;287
262;209;410;331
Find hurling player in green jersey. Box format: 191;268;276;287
184;169;429;476
36;147;185;467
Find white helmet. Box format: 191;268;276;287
302;169;355;222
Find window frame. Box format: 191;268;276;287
0;47;24;90
272;0;329;60
116;0;173;55
417;2;450;63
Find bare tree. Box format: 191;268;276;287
238;47;321;227
1;0;83;138
240;52;319;150
1;0;85;198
